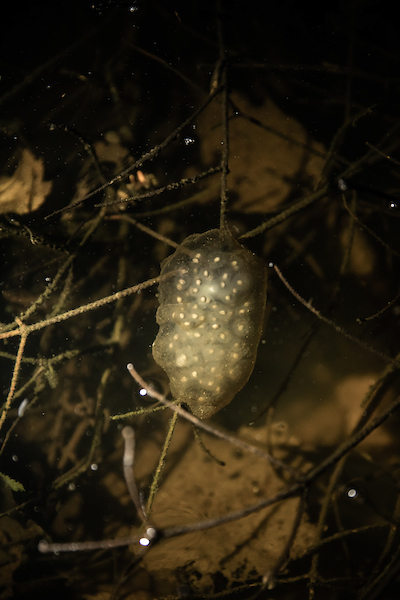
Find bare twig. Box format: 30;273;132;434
126;363;298;476
45;87;222;220
273;264;400;367
0;276;160;341
122;426;147;524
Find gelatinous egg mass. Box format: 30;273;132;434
152;229;267;419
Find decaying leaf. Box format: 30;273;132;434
194;92;326;213
0;148;52;215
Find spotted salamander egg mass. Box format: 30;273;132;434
152;229;267;419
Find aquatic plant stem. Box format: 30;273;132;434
0;276;160;341
0;319;27;434
146;409;179;516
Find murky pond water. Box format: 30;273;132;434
1;2;400;599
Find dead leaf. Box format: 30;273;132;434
194;92;325;213
0;148;52;215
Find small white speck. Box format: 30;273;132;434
192;371;198;377
139;537;150;547
220;282;226;288
200;296;207;302
195;278;201;285
204;270;209;277
214;256;221;262
225;295;231;301
192;257;199;263
212;323;220;329
222;273;228;280
139;527;157;547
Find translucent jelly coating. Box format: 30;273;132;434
152;229;267;419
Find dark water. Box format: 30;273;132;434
1;1;400;599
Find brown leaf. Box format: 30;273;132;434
0;148;52;215
194;92;325;213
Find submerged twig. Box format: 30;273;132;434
122;426;147;524
273;264;400;367
126;363;298;476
